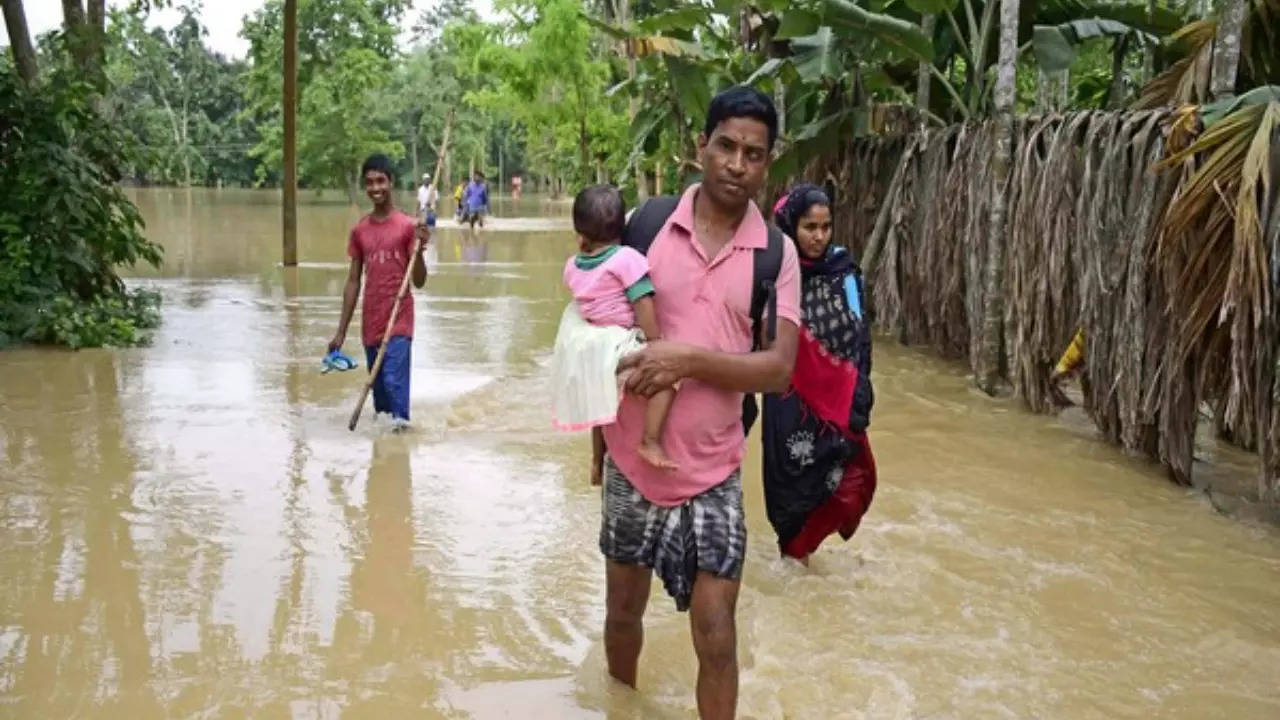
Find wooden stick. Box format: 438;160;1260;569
348;233;424;431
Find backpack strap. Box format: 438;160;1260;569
749;223;785;350
622;195;680;253
742;222;786;436
624;194;785;350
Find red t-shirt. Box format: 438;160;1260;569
348;211;416;347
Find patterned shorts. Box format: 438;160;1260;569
599;458;746;611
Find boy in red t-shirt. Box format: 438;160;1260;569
328;154;429;428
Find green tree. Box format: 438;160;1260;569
241;0;410;191
105;8;255;186
1;29;163;348
298;47;403;197
478;0;628;193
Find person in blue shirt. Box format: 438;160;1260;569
462;171;490;229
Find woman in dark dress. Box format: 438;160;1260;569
763;184;877;564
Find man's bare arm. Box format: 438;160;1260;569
411;225;429;288
329;257;362;351
618;319;799;397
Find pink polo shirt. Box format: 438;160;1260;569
603;185;801;506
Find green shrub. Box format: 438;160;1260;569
0;54;164;349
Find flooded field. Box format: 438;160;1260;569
1;188;1278;718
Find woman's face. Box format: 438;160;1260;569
794;203;833;260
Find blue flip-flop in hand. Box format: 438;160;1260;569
322;349;358;374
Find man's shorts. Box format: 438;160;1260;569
422;210;437;228
363;335;411;421
599;457;745;611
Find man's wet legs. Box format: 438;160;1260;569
690;572;739;720
604;559;651;687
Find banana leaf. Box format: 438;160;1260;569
1032;18;1158;73
824;0;935;61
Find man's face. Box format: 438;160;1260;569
365;170;392;205
697;116;771;210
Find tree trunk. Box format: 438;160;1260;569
61;0;90;73
86;0;105;79
411;134;419;186
1106;34;1131;109
2;0;39;86
618;0;647;202
181;93;192;186
578;112;590;181
655;157;663;195
433;110;453;183
282;0;298;266
1142;0;1156;83
916;15;936;115
1210;0;1248;101
969;0;998;117
980;0;1019;395
1034;70;1071;111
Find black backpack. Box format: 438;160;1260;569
622;194;785;434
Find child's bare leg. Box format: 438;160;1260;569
591;427;605;486
637;387;677;470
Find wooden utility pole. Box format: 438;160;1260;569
282;0;298;266
2;0;39;86
979;0;1019;395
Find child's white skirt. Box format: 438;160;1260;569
551;302;644;431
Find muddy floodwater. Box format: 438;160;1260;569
2;187;1279;719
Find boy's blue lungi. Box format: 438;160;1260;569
365;335;411;420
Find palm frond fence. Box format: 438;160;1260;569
819;107;1280;503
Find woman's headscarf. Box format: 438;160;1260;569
771;183;831;240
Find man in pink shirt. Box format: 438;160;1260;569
601;86;801;719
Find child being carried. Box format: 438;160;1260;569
551;185;676;482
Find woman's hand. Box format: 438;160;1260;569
618;340;696;397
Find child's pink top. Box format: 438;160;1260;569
562;245;654;327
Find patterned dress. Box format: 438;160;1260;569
761;246;876;557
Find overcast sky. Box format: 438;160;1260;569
2;0;493;59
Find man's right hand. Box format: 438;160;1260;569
327;332;345;353
618;340;694;398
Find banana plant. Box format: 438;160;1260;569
586;0;935;187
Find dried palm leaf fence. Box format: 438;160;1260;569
818;108;1280;504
